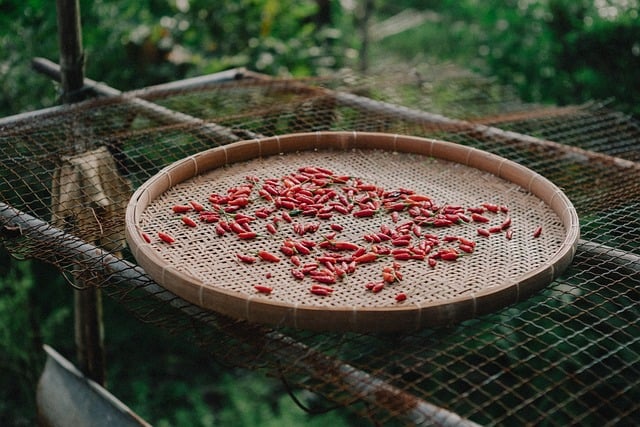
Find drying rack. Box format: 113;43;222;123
1;58;639;425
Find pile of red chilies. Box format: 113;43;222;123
146;165;540;302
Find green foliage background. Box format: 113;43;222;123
1;0;639;425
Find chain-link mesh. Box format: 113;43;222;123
1;65;638;426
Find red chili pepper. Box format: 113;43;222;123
481;202;500;213
407;194;431;202
445;213;461;223
237;231;257;240
228;197;249;207
141;232;152;243
505;229;514;240
234;213;255;223
428;257;437;268
189;200;205;212
371;282;385;293
353;208;376;218
254;285;273;294
533;226;542;238
459;244;474;254
433;218;453;227
236;253;257;263
501;217;512;230
266;223;278;234
489;225;503;234
254;206;270;218
291;269;305;280
172;204;192;213
471;213;490;223
391;247;411;255
332;204;349;215
382;271;396;283
392;252;411;261
300;239;317;249
331;175;350;184
259;189;275;201
411;246;426;256
310;287;331;296
302;263;319;274
215;224;226;236
395;292;407;302
477;228;491;237
293;241;311;255
440;252;460;261
229;221;246;234
458;237;475;247
363;233;380;243
199;213;220;223
373;245;391;255
467;206;485;214
356;183;378;192
278;199;296;210
209;194;228;205
391;238;411;247
279;245;295;257
407;206;421;217
258;250;281;262
158;231;175;244
230;185;252;196
310;284;335;293
458;213;472;223
330;223;344;232
385;202;407;212
332;241;361;251
310;272;336;284
354;252;378;263
181;216;197;228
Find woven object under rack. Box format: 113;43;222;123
1;65;639;425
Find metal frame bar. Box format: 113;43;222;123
30;57;256;142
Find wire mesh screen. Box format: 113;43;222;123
1;66;639;425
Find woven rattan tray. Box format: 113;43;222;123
125;132;579;332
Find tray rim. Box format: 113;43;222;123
125;131;580;332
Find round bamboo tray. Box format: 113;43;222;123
125;132;579;332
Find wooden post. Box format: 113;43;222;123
73;278;106;386
55;0;106;386
56;0;85;103
358;0;374;74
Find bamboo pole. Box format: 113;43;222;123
55;0;106;386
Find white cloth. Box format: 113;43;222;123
52;146;131;252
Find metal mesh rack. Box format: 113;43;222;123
1;62;638;426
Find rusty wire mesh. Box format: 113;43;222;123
1;64;639;426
